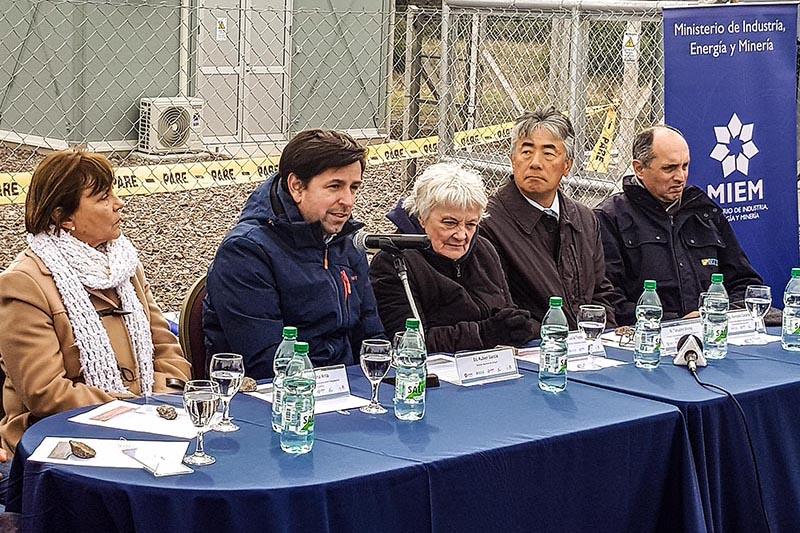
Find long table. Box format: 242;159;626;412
517;332;800;533
8;368;705;533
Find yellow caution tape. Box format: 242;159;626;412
587;107;618;174
0;110;608;204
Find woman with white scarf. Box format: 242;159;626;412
0;150;191;455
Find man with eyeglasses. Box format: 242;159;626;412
481;107;619;336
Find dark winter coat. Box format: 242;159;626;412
594;176;763;325
203;173;384;379
370;204;514;353
481;181;619;331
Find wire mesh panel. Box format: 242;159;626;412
0;0;665;308
424;3;664;204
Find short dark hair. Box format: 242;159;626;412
279;129;367;188
25;150;115;234
632;124;685;168
512;107;575;160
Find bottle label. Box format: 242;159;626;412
396;373;425;401
783;314;800;336
282;402;314;434
704;322;728;344
273;386;284;410
541;349;567;373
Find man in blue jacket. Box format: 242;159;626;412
595;125;763;325
203;129;384;378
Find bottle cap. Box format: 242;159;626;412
711;273;724;283
643;280;656;290
549;296;563;307
792;268;800;278
282;326;298;339
293;341;309;354
405;318;420;330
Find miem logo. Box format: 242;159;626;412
707;113;764;204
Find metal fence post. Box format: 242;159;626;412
567;7;587;173
438;1;454;158
403;5;423;183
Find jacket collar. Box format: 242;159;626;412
622;174;706;214
386;199;424;234
267;173;363;247
421;228;481;276
495;179;582;235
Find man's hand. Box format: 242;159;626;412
0;449;7;463
683;311;700;320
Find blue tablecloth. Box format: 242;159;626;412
517;337;800;533
9;368;706;533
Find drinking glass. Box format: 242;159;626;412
359;339;392;414
578;305;606;369
209;353;244;432
745;285;772;339
698;292;709;320
183;380;220;466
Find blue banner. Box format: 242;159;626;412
664;4;798;300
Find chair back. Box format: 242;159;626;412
179;274;208;380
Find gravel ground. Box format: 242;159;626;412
0;146;428;312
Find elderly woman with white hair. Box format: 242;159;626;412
370;162;535;353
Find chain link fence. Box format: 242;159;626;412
400;1;664;205
0;0;667;308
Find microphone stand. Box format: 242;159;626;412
382;239;439;387
382;239;424;341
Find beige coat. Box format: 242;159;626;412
0;248;191;454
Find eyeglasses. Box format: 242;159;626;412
615;326;635;348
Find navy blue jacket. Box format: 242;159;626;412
203;174;384;379
595;176;763;325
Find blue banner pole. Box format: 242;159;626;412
663;3;799;301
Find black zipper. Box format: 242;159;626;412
668;214;685;314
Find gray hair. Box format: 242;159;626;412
632;124;685;168
403;162;488;223
510;107;575;160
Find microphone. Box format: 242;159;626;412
673;334;707;372
352;229;430;253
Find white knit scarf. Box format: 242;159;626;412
27;230;154;394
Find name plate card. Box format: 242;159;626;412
566;331;589;357
313;365;351;398
728;310;757;337
660;319;703;356
455;347;520;386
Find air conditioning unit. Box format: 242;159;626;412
138;97;204;155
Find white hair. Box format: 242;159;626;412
402;162;488;223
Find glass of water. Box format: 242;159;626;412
183;380;221;466
359;339;392;414
578;305;606;369
698;292;709;319
745;285;772;339
209;353;244;432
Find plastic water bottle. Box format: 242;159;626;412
703;273;729;359
634;280;663;369
280;342;316;454
394;318;427;421
271;326;298;432
782;268;800;351
539;296;569;392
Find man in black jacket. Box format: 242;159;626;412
481;108;619;332
595;125;763;325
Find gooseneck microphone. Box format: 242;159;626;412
352;229;430;253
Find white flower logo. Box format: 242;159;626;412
709;113;759;177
